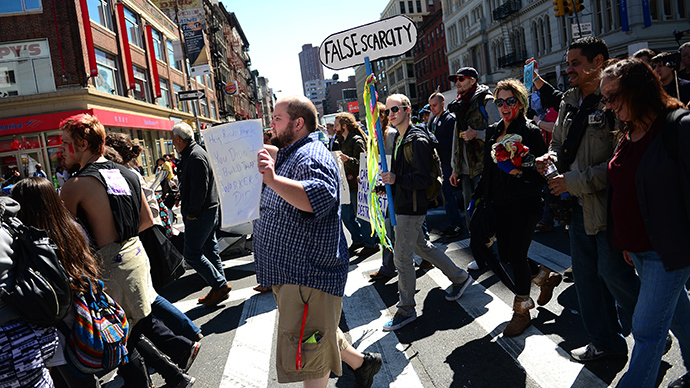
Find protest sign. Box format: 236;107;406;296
331;151;351;205
356;153;390;222
524;62;534;92
204;120;263;228
319;15;417;70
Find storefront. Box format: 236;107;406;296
0;109;174;184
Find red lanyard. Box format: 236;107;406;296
296;302;309;370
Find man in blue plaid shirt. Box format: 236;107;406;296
253;96;381;388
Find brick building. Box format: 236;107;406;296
414;4;450;107
0;0;221;180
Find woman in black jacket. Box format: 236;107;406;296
472;79;560;337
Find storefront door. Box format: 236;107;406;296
0;150;44;184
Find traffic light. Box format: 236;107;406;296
573;0;584;12
562;0;573;15
553;0;564;16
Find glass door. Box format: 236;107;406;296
19;150;44;178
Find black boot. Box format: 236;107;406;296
117;348;153;388
137;337;195;388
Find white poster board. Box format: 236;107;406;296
331;151;350;205
203;120;263;229
356;153;390;222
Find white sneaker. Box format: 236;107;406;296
468;261;479;271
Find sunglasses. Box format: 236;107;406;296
494;97;518;108
453;76;470;82
601;94;618;105
384;105;407;116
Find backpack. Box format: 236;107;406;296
61;277;130;376
0;199;72;327
403;129;444;208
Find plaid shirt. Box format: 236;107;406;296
253;132;349;297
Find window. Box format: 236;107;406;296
407;63;414;78
93;49;120;95
0;40;55;98
167;41;181;70
409;83;417;98
152;29;164;62
158;78;170;108
408;1;414;13
211;101;217;120
86;0;111;30
207;74;213;90
173;83;188;112
132;66;149;102
0;0;41;14
417;0;422;12
400;1;406;13
200;98;208;117
123;7;141;48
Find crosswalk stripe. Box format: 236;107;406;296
219;292;276;387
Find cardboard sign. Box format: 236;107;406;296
356;153;390;222
319;15;418;70
204;120;264;228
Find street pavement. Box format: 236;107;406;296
100;208;686;388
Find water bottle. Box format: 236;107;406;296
544;158;571;199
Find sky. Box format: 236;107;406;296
223;0;386;99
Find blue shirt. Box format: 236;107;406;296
253;132;349;297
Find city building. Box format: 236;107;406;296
304;78;335;117
413;2;450;107
442;0;689;94
255;75;275;128
324;75;358;118
299;43;324;95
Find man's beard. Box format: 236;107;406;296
271;120;297;148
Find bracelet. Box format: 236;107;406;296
536;119;542;127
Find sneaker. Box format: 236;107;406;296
383;312;417;331
467;261;480;271
179;341;201;372
570;343;625;362
442;226;463;239
171;374;196;388
445;275;473;301
353;352;382;388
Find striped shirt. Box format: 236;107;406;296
253;133;349;297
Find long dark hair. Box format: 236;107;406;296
601;58;684;134
336;112;368;142
12;177;101;294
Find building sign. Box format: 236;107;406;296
319;15;418;70
347;101;359;113
224;81;238;96
0;40;50;61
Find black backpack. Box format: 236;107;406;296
402;128;444;209
0;198;72;327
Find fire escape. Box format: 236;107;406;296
492;0;526;68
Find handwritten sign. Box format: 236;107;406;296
356;153;390;222
319;15;418;70
331;151;350;205
204;120;263;229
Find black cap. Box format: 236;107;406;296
449;67;478;82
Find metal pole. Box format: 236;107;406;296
174;4;202;143
364;57;396;226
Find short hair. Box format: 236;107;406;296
601;58;683;134
388;93;411;108
283;96;318;133
680;42;690;52
172;122;194;141
429;92;445;102
59;114;105;156
335;112;367;141
493;79;529;118
105;132;141;164
569;36;609;63
633;48;656;60
652;52;680;70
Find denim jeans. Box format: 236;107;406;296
441;165;462;228
394;214;469;316
342;191;378;248
618;251;690;388
152;295;200;341
183;207;226;290
569;205;639;354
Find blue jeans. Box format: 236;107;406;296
441;165;462;228
569;205;639;354
342;191;378;248
152;295;200;341
619;251;690;388
394;214;469;316
183;207;226;290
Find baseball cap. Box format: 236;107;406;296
449;67;479;82
419;104;431;114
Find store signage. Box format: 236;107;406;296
347;101;359;113
224;81;238;96
0;39;50;61
319;15;418;70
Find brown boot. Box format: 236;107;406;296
532;266;562;306
503;296;534;337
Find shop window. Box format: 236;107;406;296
167;41;182;70
0;39;55;98
93;49;120;95
133;66;149;102
0;0;41;14
158;78;170;108
0;135;40;152
86;0;112;30
123;7;141;48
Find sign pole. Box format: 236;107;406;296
364;57;396;226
